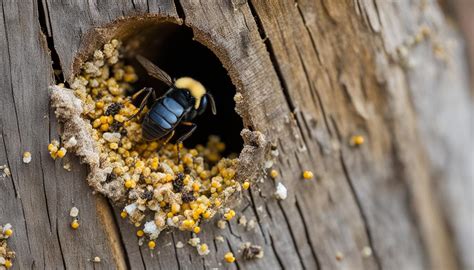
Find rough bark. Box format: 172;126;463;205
0;0;472;270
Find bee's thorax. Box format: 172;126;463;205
174;77;206;109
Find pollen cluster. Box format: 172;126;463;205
52;40;242;247
0;224;15;269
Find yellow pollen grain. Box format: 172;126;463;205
351;135;365;146
124;180;135;189
224;252;235;263
303;170;314;180
4;229;13;237
148;240;156;249
4;260;12;268
270;169;278;179
71;219;80;230
203;211;211;219
56;148;67;158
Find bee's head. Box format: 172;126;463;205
174;77;206;109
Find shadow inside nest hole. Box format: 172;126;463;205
118;21;244;156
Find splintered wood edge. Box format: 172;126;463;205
70;15;182;83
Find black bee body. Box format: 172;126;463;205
132;55;216;143
141;87;209;141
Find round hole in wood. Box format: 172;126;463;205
59;15;269;204
73;16;244;155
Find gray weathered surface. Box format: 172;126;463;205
0;0;472;269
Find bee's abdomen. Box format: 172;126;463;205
150;97;184;126
142;97;185;140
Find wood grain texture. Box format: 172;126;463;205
0;0;472;269
0;1;125;269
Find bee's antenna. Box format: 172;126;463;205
207;93;217;115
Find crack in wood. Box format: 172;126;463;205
248;0;296;112
339;151;382;270
295;1;324;66
227;221;243;241
173;0;186;21
37;0;63;82
55;217;67;269
368;0;382;33
137;243;147;269
295;196;321;269
329;115;342;142
225;237;241;270
39;154;53;232
1;2;23;147
100;199;130;270
263;201;273;221
293;44;332;143
19;201;33;254
277;200;306;269
1;129;18;198
313;85;334;139
249;188;269;245
268;233;284;270
170;233;182;270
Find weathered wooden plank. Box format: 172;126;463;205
246;0;428;269
358;0;473;268
248;0;472;269
0;0;471;269
0;1;130;269
452;0;474;92
0;0;68;268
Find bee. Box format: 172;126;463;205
130;55;216;144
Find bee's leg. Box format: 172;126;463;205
131;87;147;100
176;143;182;164
131;87;158;101
175;122;197;163
152;90;157;101
162;130;175;145
128;87;154;121
177;122;197;143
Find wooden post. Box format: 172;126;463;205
0;0;472;269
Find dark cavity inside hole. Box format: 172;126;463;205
121;22;243;155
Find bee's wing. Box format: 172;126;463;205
136;55;174;86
